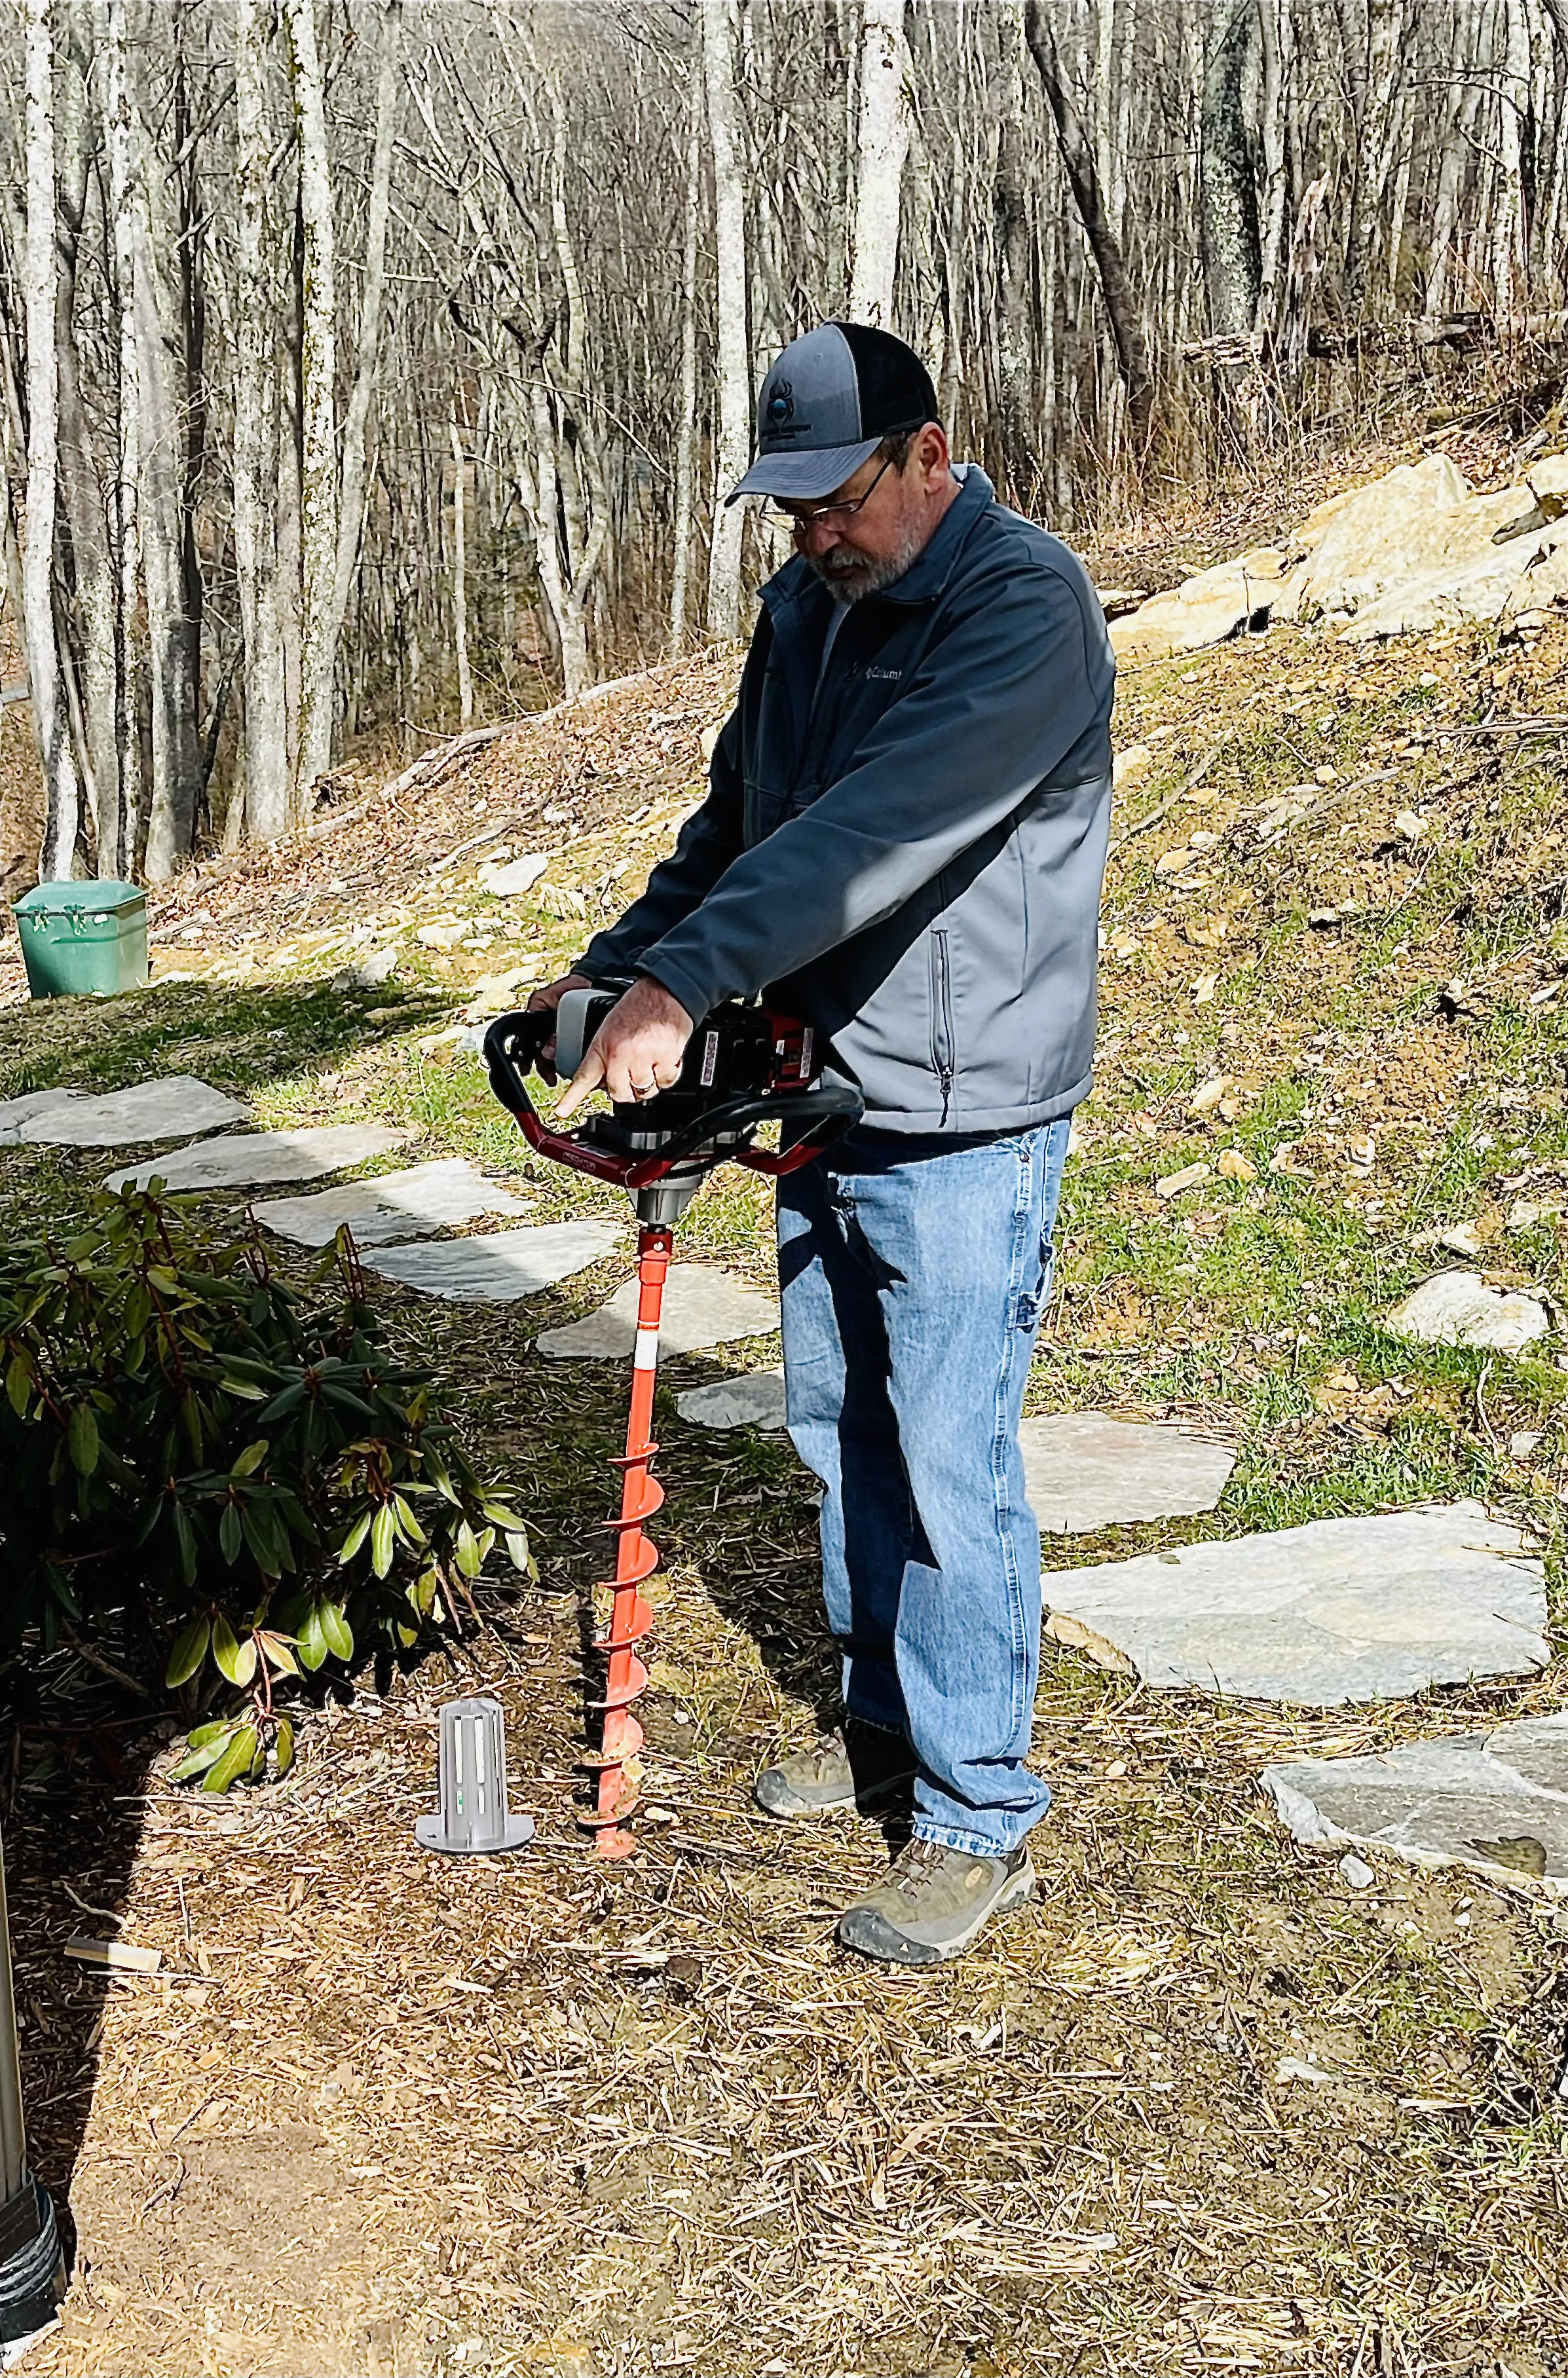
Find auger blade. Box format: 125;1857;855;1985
588;1656;651;1713
584;1221;671;1857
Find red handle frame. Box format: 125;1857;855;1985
482;1008;862;1187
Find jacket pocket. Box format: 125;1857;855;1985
927;928;956;1114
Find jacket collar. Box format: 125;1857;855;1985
758;462;995;631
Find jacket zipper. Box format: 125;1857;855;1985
930;927;956;1118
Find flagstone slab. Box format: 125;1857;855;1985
252;1159;532;1247
4;1076;248;1146
1020;1412;1236;1533
105;1124;409;1193
1041;1502;1546;1705
0;1088;80;1141
676;1367;788;1430
538;1265;780;1360
1262;1715;1568;1894
365;1220;622;1302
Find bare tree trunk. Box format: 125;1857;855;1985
134;118;200;880
282;0;338;813
105;0;141;879
1493;0;1531;307
232;0;289;842
1200;0;1262;339
1025;0;1155;450
848;0;910;325
701;0;748;642
329;0;401;701
668;73;701;659
52;24;113;865
1425;42;1485;314
23;0;81;880
1256;0;1294;335
449;418;472;726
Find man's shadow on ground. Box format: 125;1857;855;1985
5;1728;152;2268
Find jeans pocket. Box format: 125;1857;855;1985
1011;1137;1062;1333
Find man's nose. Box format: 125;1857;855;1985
802;517;844;556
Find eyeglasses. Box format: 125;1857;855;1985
758;453;897;533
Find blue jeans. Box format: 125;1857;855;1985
776;1120;1070;1858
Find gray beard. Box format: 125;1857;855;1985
806;519;929;602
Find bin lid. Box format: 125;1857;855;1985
13;878;145;918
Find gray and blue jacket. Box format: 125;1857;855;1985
578;465;1115;1136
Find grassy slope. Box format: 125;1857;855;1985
5;612;1568;2377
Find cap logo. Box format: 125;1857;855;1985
766;381;794;427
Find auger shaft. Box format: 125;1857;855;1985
584;1223;670;1857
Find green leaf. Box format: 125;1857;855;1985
257;1629;299;1677
231;1438;270;1477
5;1351;31;1417
319;1600;354;1662
211;1612;257;1688
217;1375;268;1401
337;1508;373;1563
186;1718;234;1751
68;1401;100;1476
392;1493;427;1549
296;1603;329;1671
423;1455;460;1504
273;1716;295;1777
169;1728;235;1783
504;1529;532;1575
171;1500;198;1590
454;1518;482;1579
202;1724;258;1793
369;1504;396;1580
219;1502;242;1565
165;1614;212;1688
480;1500;529;1534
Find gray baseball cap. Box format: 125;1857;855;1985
726;322;939;506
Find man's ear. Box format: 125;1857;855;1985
915;422;952;484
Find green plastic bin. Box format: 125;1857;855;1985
12;879;150;999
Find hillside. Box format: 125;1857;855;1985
1;548;1566;2375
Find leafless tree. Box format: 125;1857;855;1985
0;0;1562;886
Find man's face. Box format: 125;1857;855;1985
780;425;955;601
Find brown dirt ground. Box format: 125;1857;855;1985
5;548;1568;2377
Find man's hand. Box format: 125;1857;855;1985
555;975;694;1120
526;972;591;1083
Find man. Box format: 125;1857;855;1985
535;320;1114;1965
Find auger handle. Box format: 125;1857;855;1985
483;1008;635;1185
482;1009;863;1187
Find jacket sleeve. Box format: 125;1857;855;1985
574;703;747;987
636;561;1108;1024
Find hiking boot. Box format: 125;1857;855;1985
753;1720;916;1821
836;1838;1036;1966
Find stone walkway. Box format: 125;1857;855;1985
1263;1715;1568;1893
364;1222;623;1302
1020;1412;1235;1533
106;1124;409;1193
538;1266;779;1358
1;1075;248;1145
253;1159;532;1247
1042;1503;1546;1704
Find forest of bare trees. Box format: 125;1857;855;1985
2;0;1565;883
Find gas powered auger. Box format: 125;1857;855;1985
484;988;863;1857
